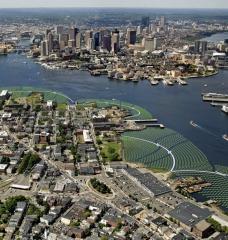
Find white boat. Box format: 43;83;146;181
190;121;198;128
150;80;159;85
163;79;174;86
221;105;228;113
222;134;228;141
154;75;164;81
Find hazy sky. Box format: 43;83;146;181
0;0;227;9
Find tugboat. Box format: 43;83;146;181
222;134;228;141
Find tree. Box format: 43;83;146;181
4;196;27;214
1;156;10;164
108;146;116;154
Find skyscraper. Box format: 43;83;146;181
102;34;112;52
93;32;100;50
55;26;64;35
69;27;78;41
76;32;81;49
85;30;93;48
40;40;48;57
201;41;208;55
111;29;120;54
195;41;201;54
141;16;150;28
47;32;54;53
126;28;137;45
160;16;166;28
143;37;154;51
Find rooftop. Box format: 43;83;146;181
169;202;211;227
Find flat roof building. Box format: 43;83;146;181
168;202;211;232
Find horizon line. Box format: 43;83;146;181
0;7;228;10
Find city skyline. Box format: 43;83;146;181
0;0;228;9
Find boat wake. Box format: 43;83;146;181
190;121;220;138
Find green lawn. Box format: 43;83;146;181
101;141;121;162
0;87;70;104
77;99;153;120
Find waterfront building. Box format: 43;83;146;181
40;40;48;57
47;32;54;53
201;41;208;55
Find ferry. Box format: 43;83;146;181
222;134;228;141
221;105;228;114
202;93;228;103
190;121;198;128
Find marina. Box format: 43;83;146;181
0;52;227;170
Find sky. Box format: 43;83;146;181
0;0;227;9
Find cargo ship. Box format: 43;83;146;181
202;93;228;103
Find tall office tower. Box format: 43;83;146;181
86;38;94;50
126;28;137;45
85;30;93;47
59;33;69;51
194;41;201;53
68;39;76;48
93;32;100;50
111;29;120;54
154;37;162;50
76;32;81;49
160;16;166;28
141;16;150;28
47;32;54;53
45;29;51;39
40;40;48;56
201;41;208;55
102;34;112;52
137;25;142;35
69;27;78;41
55;26;64;35
142;37;154;51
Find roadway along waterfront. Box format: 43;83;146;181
0;52;227;170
